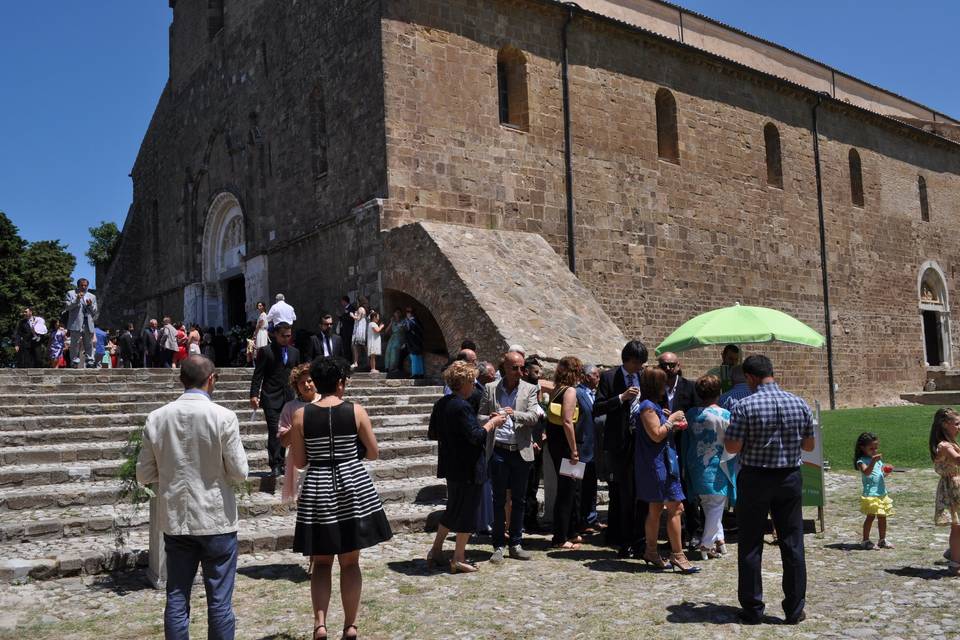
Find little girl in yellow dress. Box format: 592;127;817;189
931;407;960;576
854;432;893;549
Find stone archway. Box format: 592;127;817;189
919;261;951;367
185;192;269;329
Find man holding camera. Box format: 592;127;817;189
63;278;98;368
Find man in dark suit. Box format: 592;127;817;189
213;327;229;367
118;323;136;368
307;314;343;362
249;322;300;477
337;296;356;360
593;340;647;556
141;319;161;367
657;351;702;548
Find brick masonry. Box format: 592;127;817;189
101;0;960;407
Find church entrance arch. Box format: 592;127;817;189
192;192;269;330
919;261;951;367
382;288;448;375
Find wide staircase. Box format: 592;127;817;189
0;368;443;583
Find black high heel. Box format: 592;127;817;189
313;623;327;640
341;624;358;639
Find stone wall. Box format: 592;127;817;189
378;0;960;406
99;0;388;332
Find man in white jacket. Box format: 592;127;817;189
137;355;249;640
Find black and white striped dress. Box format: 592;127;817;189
293;402;392;555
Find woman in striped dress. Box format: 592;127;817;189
289;357;392;640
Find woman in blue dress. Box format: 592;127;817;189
633;366;700;574
683;374;737;560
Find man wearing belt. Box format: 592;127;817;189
479;350;540;563
724;354;815;626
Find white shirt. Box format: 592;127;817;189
494;381;521;444
267;300;297;326
665;375;680;410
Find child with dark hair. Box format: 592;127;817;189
931;408;960;574
854;431;894;550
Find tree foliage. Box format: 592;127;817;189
86;220;120;267
0;211;76;365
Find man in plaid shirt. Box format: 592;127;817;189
725;354;815;626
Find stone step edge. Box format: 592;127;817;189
0;505;444;584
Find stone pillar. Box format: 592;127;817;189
146;496;166;589
183;282;204;326
244;253;269;321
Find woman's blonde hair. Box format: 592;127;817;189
288;363;313;394
553;356;584;388
443;360;478;392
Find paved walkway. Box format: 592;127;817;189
0;469;956;639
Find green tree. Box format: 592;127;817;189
0;211;77;365
86;220;120;267
0;212;27;360
21;240;75;326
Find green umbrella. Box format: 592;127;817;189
655;303;825;355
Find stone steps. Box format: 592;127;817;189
0;476;448;543
0;445;439;488
900;390;960;405
0;368;446;583
0;430;434;465
0;423;429;456
0;412;432;434
0;387;442;407
0;500;445;583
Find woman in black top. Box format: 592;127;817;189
427;361;506;573
289;357;391;640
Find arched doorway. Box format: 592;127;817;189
191;192;269;329
382;288;448;375
919;262;951;367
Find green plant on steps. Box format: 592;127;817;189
114;429;155;551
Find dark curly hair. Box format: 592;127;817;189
853;431;878;470
310;356;352;394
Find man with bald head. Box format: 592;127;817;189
478;351;541;563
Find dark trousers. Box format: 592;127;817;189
263;407;283;471
580;460;599;526
675;432;703;544
609;452;646;550
16;343;42;368
164;532;238;640
490;447;531;548
547;429;581;544
162;348;176;368
736;466;806;621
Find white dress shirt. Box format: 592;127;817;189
267;300;297;326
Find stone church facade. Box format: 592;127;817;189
100;0;960;407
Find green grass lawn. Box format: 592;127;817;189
820;405;950;470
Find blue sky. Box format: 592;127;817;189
0;1;957;286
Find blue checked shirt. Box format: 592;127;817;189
726;382;814;468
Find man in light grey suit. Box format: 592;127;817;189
137;355;249;639
63;278;98;368
478;350;541;563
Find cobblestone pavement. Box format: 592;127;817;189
0;469;956;639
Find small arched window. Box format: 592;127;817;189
207;0;225;41
497;47;529;131
763;123;783;188
919;175;930;222
655;88;679;164
849;148;864;207
309;82;328;179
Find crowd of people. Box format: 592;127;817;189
129;323;960;638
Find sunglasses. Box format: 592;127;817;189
658;362;678;370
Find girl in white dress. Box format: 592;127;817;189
255;301;269;349
366;310;383;373
350;299;368;369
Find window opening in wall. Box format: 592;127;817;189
655;88;680;164
208;0;224;41
309;82;328;179
919;175;930;222
496;47;529;131
763;123;783;188
849;148;864;207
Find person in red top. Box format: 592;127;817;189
173;322;188;368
